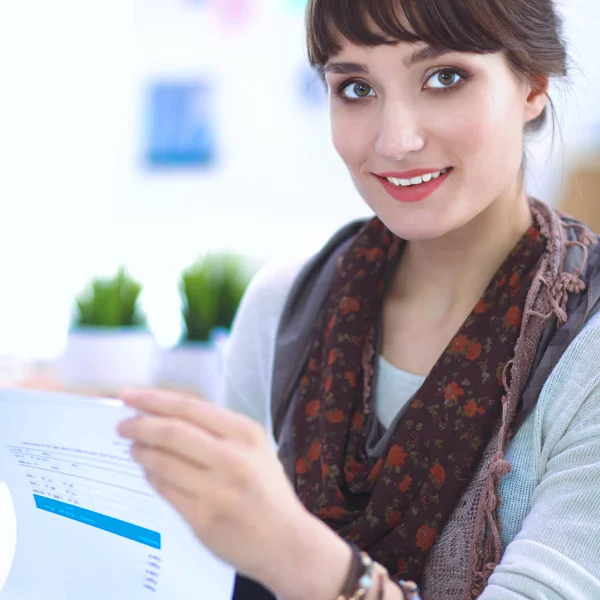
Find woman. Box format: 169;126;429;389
118;0;600;598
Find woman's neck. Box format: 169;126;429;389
391;193;533;319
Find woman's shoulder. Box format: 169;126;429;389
496;309;600;598
531;209;600;429
236;259;308;328
547;307;600;399
232;218;369;341
535;309;600;450
219;259;308;432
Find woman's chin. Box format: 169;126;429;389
359;189;459;241
363;193;483;243
374;210;455;242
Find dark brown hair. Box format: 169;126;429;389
306;0;568;132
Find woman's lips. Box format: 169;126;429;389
376;168;453;203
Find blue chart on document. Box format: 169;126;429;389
10;441;162;591
0;390;235;600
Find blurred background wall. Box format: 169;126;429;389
0;0;599;362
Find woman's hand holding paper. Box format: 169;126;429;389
116;388;352;600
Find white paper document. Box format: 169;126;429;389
0;389;235;599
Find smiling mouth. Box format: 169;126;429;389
383;168;453;187
376;167;454;203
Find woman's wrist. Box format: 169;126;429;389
256;506;417;600
372;577;403;600
261;508;352;600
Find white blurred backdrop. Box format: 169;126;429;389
0;0;598;359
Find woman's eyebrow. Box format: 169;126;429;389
324;46;455;75
403;45;454;68
324;61;369;75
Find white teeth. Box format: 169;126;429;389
386;168;450;187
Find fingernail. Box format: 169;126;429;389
117;419;134;436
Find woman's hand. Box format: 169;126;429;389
116;388;351;600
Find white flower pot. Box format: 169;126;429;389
157;340;223;402
60;327;156;390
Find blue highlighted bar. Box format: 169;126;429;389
34;495;161;549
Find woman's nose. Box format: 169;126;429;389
374;103;426;161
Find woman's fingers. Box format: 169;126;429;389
131;443;201;496
119;415;219;469
119;388;267;447
133;442;261;554
148;472;199;523
119;390;312;590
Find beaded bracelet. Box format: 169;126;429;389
397;579;421;600
373;564;388;600
336;545;390;600
336;544;364;599
336;544;420;600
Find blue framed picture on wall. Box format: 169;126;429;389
143;79;216;169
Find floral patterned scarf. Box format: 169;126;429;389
290;217;546;583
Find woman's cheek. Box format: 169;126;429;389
331;114;362;166
439;100;489;155
332;102;381;158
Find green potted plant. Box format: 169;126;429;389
212;253;254;333
61;267;156;390
158;253;253;399
180;256;220;344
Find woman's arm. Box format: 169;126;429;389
117;389;408;600
117;260;420;599
480;331;600;598
219;260;305;441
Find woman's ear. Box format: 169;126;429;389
524;75;550;124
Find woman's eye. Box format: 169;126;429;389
341;81;375;100
425;69;464;90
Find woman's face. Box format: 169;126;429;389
325;37;547;241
